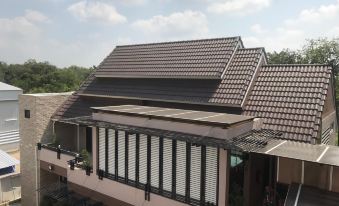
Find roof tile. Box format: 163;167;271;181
243;64;332;143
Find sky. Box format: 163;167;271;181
0;0;339;68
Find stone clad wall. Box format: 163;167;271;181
19;93;71;206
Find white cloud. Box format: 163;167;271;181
0;10;50;59
207;0;271;15
0;10;114;67
132;10;209;40
244;1;339;51
250;24;267;34
68;1;127;25
25;9;51;23
120;0;147;5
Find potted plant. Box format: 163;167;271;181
80;149;92;176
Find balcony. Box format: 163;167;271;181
38;143;78;171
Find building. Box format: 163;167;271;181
20;37;339;206
0;82;22;151
0;82;22;204
19;92;72;206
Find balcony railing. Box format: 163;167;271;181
38;143;78;157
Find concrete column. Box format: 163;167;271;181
92;126;97;174
218;149;229;206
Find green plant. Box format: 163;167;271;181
80;149;91;168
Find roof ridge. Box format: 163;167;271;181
115;36;241;47
238;47;265;50
264;64;331;67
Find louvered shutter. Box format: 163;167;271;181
128;133;136;182
163;138;172;193
205;147;218;205
98;128;106;171
139;134;148;185
151;136;159;188
176;140;186;197
190;145;201;201
118;131;125;178
108;129;115;175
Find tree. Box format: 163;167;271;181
267;49;302;64
0;59;93;93
301;38;339;75
267;38;339;74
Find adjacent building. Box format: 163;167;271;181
0;82;22;151
20;37;339;206
0;82;22;204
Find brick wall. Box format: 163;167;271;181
19;93;71;206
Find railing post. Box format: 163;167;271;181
98;169;104;180
70;160;75;170
57;145;61;159
37;143;42;150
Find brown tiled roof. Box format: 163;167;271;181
243;64;332;143
77;48;263;106
213;48;264;105
95;37;241;79
51;37;335;144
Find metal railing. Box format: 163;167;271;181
38;143;79;157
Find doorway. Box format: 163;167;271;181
244;153;277;206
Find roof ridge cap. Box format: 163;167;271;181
115;36;241;47
238;47;265;50
264;64;331;66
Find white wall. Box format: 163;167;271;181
0;100;19;132
0;90;22;151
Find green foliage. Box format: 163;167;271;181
0;59;93;93
80;149;92;167
267;38;339;73
267;49;302;64
302;38;339;74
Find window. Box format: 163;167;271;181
86;127;92;153
24;110;30;118
97;128;219;205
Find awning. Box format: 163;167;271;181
286;183;339;206
237;130;339;167
0;149;19;169
92;105;254;127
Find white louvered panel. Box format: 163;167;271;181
128;133;136;181
205;147;218;204
108;129;115;174
190;145;201;201
163;138;172;193
139;134;148;185
118;130;125;178
176;140;186;196
151;136;159;188
98;128;106;171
